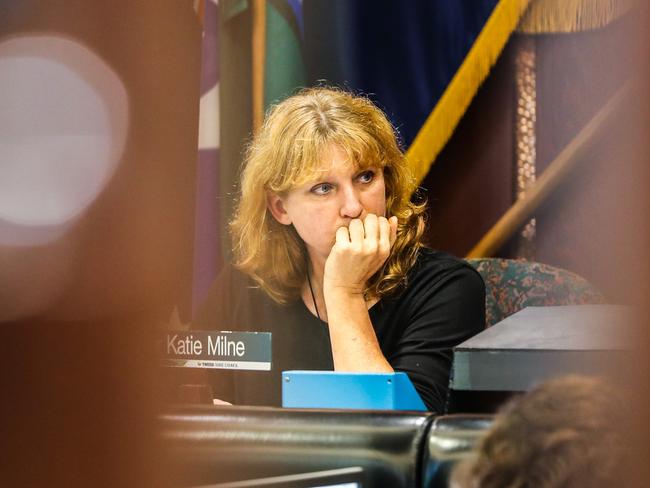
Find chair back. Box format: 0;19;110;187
422;414;493;488
162;405;434;487
466;258;605;327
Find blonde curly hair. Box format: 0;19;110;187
230;87;426;304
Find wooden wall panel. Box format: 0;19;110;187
421;38;517;257
534;17;642;301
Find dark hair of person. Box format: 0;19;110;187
451;375;628;488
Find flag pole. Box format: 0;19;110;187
252;0;266;133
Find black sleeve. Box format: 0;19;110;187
193;264;241;330
389;265;485;413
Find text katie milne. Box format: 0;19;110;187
161;331;272;370
166;333;245;357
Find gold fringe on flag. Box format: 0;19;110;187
406;0;531;187
517;0;633;34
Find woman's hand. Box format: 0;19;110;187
321;214;397;372
323;214;398;294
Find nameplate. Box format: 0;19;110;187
161;330;272;371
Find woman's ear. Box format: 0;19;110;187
266;192;292;225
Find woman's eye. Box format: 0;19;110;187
311;183;333;195
357;170;375;183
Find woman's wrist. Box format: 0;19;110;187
323;280;365;297
323;284;368;328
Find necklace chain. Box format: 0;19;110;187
306;269;321;321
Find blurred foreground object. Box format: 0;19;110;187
0;1;201;486
451;375;630;488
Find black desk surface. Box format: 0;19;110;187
451;305;633;392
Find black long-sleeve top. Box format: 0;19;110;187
193;247;485;412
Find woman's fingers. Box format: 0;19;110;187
378;216;391;257
336;214;396;260
348;218;364;246
389;216;398;247
336;225;351;246
327;215;398;289
363;214;379;246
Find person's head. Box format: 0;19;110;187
230;87;425;304
451;375;628;488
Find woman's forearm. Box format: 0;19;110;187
324;286;393;372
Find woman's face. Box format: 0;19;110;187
268;145;387;265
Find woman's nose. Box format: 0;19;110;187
339;185;363;219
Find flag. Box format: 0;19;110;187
193;0;222;316
217;1;533;261
302;0;531;183
264;0;306;108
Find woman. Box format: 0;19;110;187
194;87;484;412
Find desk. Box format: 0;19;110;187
451;305;633;392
